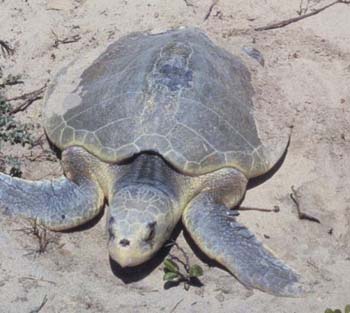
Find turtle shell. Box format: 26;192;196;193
43;28;274;178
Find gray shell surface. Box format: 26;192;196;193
44;28;271;177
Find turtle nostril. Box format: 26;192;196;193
119;239;130;247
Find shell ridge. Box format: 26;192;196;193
179;96;257;152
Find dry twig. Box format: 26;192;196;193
237;206;280;213
21;276;56;286
183;0;194;7
52;31;81;48
0;75;23;88
204;0;219;21
6;85;46;114
290;185;321;223
0;40;15;58
14;220;57;255
255;0;350;31
169;299;184;313
166;240;190;272
31;133;46;148
297;0;310;15
22;149;58;163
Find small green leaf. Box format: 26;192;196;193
163;272;180;282
345;305;350;313
163;259;179;273
333;310;342;313
324;309;334;313
189;264;203;278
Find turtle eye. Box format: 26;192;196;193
144;222;157;242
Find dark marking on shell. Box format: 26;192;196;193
156;64;193;91
152;42;193;92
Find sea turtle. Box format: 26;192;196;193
0;28;305;296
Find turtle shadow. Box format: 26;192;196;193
60;204;106;233
182;228;251;290
182;227;229;273
109;222;183;283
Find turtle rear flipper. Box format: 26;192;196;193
183;193;307;297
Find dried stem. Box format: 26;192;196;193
183;0;194;7
166;240;190;273
290;185;321;223
52;31;81;48
255;0;350;31
6;85;46;114
14;219;57;255
297;0;310;15
0;76;24;88
0;40;15;57
21;276;56;286
204;0;219;21
169;298;184;313
238;206;280;213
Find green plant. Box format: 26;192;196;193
0;94;35;177
4;155;22;177
0;96;34;147
162;241;204;290
0;73;23;88
324;305;350;313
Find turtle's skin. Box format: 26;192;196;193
0;28;305;296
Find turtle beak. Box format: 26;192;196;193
108;237;147;267
109;251;146;268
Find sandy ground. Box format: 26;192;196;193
0;0;350;312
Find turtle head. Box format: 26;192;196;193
107;184;175;267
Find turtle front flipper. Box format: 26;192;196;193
0;174;103;230
0;147;104;231
183;193;307;297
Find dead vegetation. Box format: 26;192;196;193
255;0;350;31
203;0;219;21
51;31;81;48
0;74;23;88
13;220;60;256
5;84;46;114
163;241;204;290
0;40;14;58
290;185;321;223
